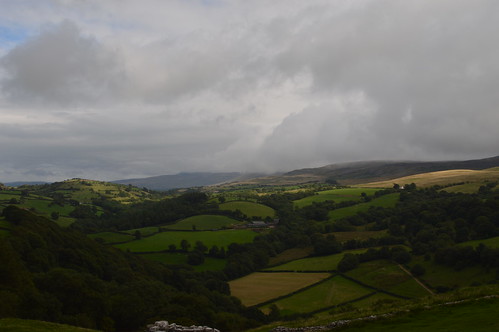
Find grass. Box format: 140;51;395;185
88;232;135;244
328;193;399;221
229;272;331;307
114;229;258;252
334;296;499;332
123;226;160;237
458;236;499;248
443;182;485;193
410;256;496;289
140;253;227;271
359;168;499;189
346;260;428;298
0;318;99;332
220;201;276;219
293;188;380;208
268;247;315;266
259;275;373;316
331;230;388;243
166;215;242;230
265;249;369;272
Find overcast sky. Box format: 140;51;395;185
0;0;498;182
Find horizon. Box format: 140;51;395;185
1;1;499;182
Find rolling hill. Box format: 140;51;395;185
225;155;499;186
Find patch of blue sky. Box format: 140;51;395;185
0;25;32;49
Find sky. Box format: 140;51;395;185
0;0;498;182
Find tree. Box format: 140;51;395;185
180;239;191;252
410;264;426;277
338;254;359;272
50;212;60;220
134;230;142;240
187;251;205;265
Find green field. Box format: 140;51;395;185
166;215;242;230
410;256;496;289
140;253;226;271
265;249;369;272
114;229;258;252
0;318;99;332
335;296;499;332
346;260;429;298
220;201;275;219
443;182;486;193
88;232;135;243
260;275;373;316
329;193;399;221
293;188;380;208
331;230;388;243
458;236;499;248
229;272;331;307
123;226;160;237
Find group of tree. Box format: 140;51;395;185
0;206;267;331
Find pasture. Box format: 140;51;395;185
220;201;275;219
114;229;258;252
331;230;388;243
293;188;379;208
410;256;496;289
328;193;399;221
265;248;369;272
88;232;134;244
0;318;100;332
260;275;373;316
123;226;160;236
140;253;226;271
166;215;242;230
229;272;331;306
358;168;499;189
346;260;429;298
333;296;499;332
458;236;499;248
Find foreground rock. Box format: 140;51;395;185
146;321;220;332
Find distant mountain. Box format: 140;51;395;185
4;181;49;187
227;155;499;186
113;172;266;190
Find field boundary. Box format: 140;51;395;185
253;273;337;308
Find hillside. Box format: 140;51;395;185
358;167;499;189
225;156;499;186
113;172;266;190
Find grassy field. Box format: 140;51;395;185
410;256;496;289
358;168;499;189
0;318;99;332
220;201;275;219
229;272;331;306
140;252;227;271
88;232;135;243
114;229;258;252
458;236;499;248
268;247;315;266
443;182;485;193
123;226;160;236
328;193;399;221
346;260;429;298
334;296;499;332
265;249;369;272
331;230;388;243
166;215;242;230
259;275;373;316
293;188;380;208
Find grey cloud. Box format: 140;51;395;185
1;20;125;106
255;0;499;167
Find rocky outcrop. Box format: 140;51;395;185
146;321;220;332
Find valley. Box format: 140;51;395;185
1;156;499;331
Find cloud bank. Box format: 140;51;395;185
0;0;498;181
